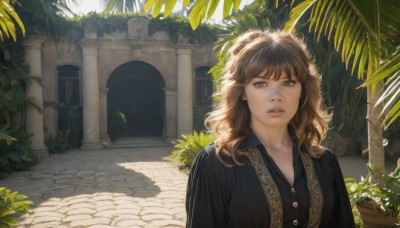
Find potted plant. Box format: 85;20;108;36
346;161;400;228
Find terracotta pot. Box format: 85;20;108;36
357;203;399;228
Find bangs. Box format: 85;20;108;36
239;39;309;83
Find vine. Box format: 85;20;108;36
22;12;221;44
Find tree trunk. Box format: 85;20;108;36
367;82;385;183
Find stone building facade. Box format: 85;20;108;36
23;18;217;158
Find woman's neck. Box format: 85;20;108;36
251;125;292;150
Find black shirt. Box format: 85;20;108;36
186;130;355;228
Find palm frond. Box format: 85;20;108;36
210;13;270;92
283;0;400;127
283;0;315;33
145;0;245;29
103;0;142;13
0;0;25;41
284;0;400;79
362;52;400;127
164;0;178;17
214;13;261;58
189;0;208;29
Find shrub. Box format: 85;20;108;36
107;108;126;140
44;130;69;153
171;131;216;169
0;187;32;227
0;129;37;178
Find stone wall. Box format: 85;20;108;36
25;18;217;155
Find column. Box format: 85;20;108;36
99;87;111;147
165;89;177;141
23;37;48;158
176;48;193;137
80;45;103;149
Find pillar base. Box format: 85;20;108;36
81;140;103;150
165;137;178;145
100;136;111;148
33;148;49;160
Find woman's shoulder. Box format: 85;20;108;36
193;143;239;173
193;143;223;169
196;143;218;161
310;147;344;176
196;143;235;165
318;147;339;162
308;147;340;165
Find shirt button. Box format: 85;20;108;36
293;201;298;208
293;219;298;226
291;188;295;193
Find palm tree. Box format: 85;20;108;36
282;0;400;182
145;0;400;182
15;0;77;23
0;0;25;41
0;0;25;143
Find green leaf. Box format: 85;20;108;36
350;183;359;192
183;0;190;7
206;0;220;20
284;0;316;32
0;217;18;227
171;131;216;168
361;53;400;86
164;0;178;17
189;0;208;29
152;0;164;18
223;0;233;19
144;0;157;13
383;101;400;127
1;0;25;40
232;0;241;10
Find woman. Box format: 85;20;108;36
186;29;355;227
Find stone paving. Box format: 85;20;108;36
0;145;188;228
0;142;381;228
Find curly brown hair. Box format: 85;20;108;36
205;29;331;165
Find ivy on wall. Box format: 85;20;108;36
148;15;220;44
24;12;220;44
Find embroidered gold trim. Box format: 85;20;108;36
248;147;323;228
248;148;283;228
300;152;323;227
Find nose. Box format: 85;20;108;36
271;95;283;102
269;86;283;102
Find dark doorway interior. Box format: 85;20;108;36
57;65;83;148
194;66;213;132
107;61;165;138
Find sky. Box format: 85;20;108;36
69;0;103;14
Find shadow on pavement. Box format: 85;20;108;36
0;146;175;207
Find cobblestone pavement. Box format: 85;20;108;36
0;143;379;228
0;146;188;228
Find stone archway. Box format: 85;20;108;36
107;61;165;138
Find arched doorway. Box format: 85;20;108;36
107;61;165;139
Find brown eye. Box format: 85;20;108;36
283;80;297;87
254;81;267;88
